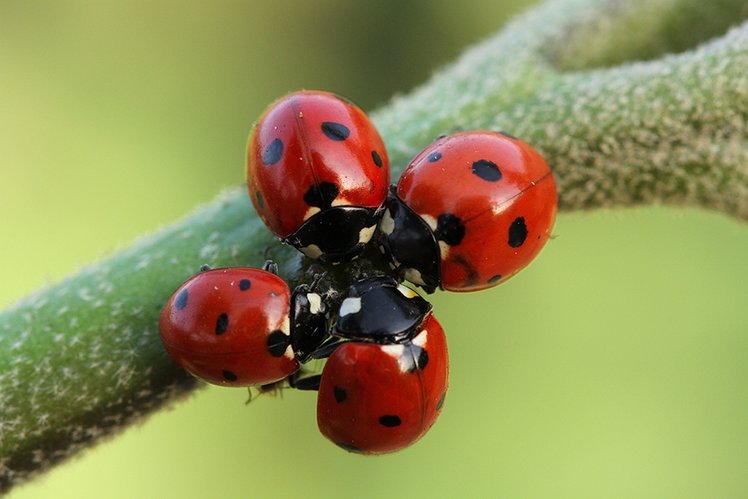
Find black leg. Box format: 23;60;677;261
289;374;321;391
262;259;279;275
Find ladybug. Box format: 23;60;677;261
159;262;329;387
247;90;389;263
378;131;557;292
315;277;448;454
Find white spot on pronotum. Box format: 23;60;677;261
331;197;349;207
412;329;428;347
438;240;450;259
284;344;295;360
396;284;418;299
381;343;405;360
420;214;437;231
339;297;362;317
280;316;290;335
307;293;322;314
404;268;426;286
303;206;321;221
379;208;395;235
358;225;377;244
299;244;323;259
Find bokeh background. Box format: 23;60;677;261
3;1;748;498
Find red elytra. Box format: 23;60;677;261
246;90;389;261
388;131;557;292
159;268;298;387
316;314;448;454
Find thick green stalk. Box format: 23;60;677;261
1;0;747;491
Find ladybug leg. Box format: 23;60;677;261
287;373;321;391
199;264;213;272
262;259;279;275
309;272;326;291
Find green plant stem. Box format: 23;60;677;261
1;0;747;491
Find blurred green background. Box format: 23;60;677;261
3;1;748;498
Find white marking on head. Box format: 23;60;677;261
307;293;322;315
339;297;362;317
420;214;438;231
299;244;323;259
358;225;377;244
379;208;395;235
404;268;426;286
396;284;418;299
303;206;321;221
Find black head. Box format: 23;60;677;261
334;276;432;343
284;206;382;264
290;284;330;361
377;191;441;292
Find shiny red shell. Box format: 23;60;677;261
317;314;448;454
397;131;557;292
159;268;298;387
247;90;389;238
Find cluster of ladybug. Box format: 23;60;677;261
159;90;558;454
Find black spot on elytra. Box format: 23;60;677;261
379;415;402;427
255;191;264;210
262;138;284;165
472;159;502;182
498;131;518;140
427;151;442;162
404;345;429;373
321;122;350;141
508;217;528;248
335;441;362;453
174;289;188;310
436;392;446;411
239;279;251;291
267;330;290;357
303;182;339;209
488;274;502;285
215;313;229;335
371;150;383;167
416;347;429;370
222;370;238;382
334;386;347;403
434;213;466;246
